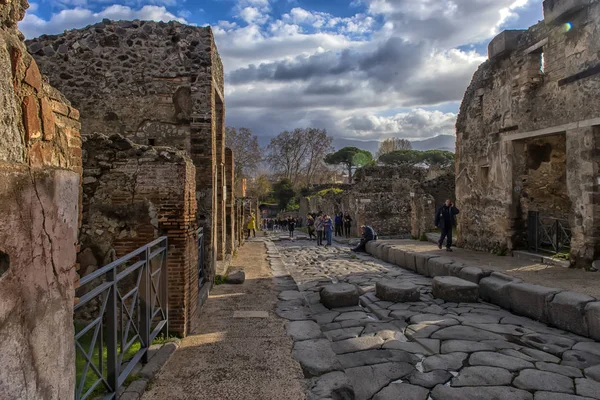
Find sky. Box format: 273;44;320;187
19;0;544;141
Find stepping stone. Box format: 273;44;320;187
375;280;420;302
321;283;360;309
452;366;514;387
431;385;533;400
225;270;245;284
372;382;429;400
432;276;479;303
513;369;575;394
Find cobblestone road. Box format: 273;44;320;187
269;237;600;400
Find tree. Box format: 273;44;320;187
324;147;373;183
379;149;455;167
225;126;262;178
272;178;296;210
266;128;333;187
246;175;272;202
376;137;412;159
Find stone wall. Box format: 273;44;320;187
456;0;600;267
0;1;81;397
27;19;228;283
79;134;198;335
300;165;455;237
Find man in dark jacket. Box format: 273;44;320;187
352;225;376;252
435;200;460;252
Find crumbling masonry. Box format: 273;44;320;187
27;20;238;330
456;0;600;268
0;0;81;397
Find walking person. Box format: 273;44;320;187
315;214;324;246
435;199;460;252
288;217;296;238
247;213;257;239
307;215;316;240
344;213;352;237
323;214;334;246
334;212;343;237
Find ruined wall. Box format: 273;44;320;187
225;148;235;255
0;1;81;397
456;0;600;266
300;165;455;237
28;19;227;281
79;134;198;335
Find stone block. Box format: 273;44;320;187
547;291;595;337
543;0;592;24
321;283;360;309
225;270;245;284
432;276;479;303
365;241;377;255
479;272;519;310
404;251;417;272
488;29;525;59
507;282;562;322
585;302;600;341
22;95;41;141
24;59;42;92
427;257;455;277
415;253;437;277
391;247;406;268
381;245;394;264
375;280;420;302
458;266;488;284
40;98;55;141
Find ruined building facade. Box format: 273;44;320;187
27;20;237;331
0;0;81;397
456;0;600;267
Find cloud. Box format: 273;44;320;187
19;4;186;38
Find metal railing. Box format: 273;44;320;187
528;211;571;254
197;227;205;288
74;237;168;400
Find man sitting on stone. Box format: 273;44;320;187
435;199;460;252
352;225;376;252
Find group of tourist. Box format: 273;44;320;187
262;217;303;232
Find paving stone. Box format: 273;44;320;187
345;362;415;400
576;378;600;399
279;290;305;301
432;276;479;303
469;351;534;371
480;340;522;350
390;310;418;320
405;323;442;339
563;350;600;369
372;382;429;400
430;385;533;400
422;352;468;372
536;361;584;378
324;327;364;342
361;322;405;341
498;349;537;362
332;306;364;313
337;349;419;369
307;371;354;400
547;291;595;337
414;338;441;354
388;303;412;311
420;304;447;315
321;283;360;309
334;311;369;322
383;340;434;355
573;342;600;357
427;257;457;277
585;302;600;341
276;307;314;321
314;311;340;324
520;333;575;356
584;364;600;382
286;321;323;341
331;336;384;354
407;370;453;388
292;339;342;377
452;366;514;387
465;323;532;336
514;368;574;393
440;340;495;354
375;280;420;302
431;326;504;341
455;314;500;324
534;393;595;400
519;347;561;363
409;314;459;327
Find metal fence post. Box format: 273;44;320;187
140;245;150;364
554;219;560;253
162;238;169;337
106;268;119;398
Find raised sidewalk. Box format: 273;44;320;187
365;239;600;341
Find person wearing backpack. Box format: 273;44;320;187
315;214;324;246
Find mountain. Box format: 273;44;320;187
257;134;456;154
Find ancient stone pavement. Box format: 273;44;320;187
268;237;600;400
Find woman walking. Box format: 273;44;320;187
323;215;334;246
247;213;257;239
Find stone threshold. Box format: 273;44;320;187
366;241;600;341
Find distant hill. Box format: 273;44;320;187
257;134;456;154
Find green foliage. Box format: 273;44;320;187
552;252;570;260
379;149;455;167
419;233;428;241
214;275;227;285
314;188;344;197
272;178;297;210
325;147;374;182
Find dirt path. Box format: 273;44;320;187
143;241;305;400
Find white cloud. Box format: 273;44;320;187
239;6;269;25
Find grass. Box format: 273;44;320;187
75;325;177;398
214;274;227;285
